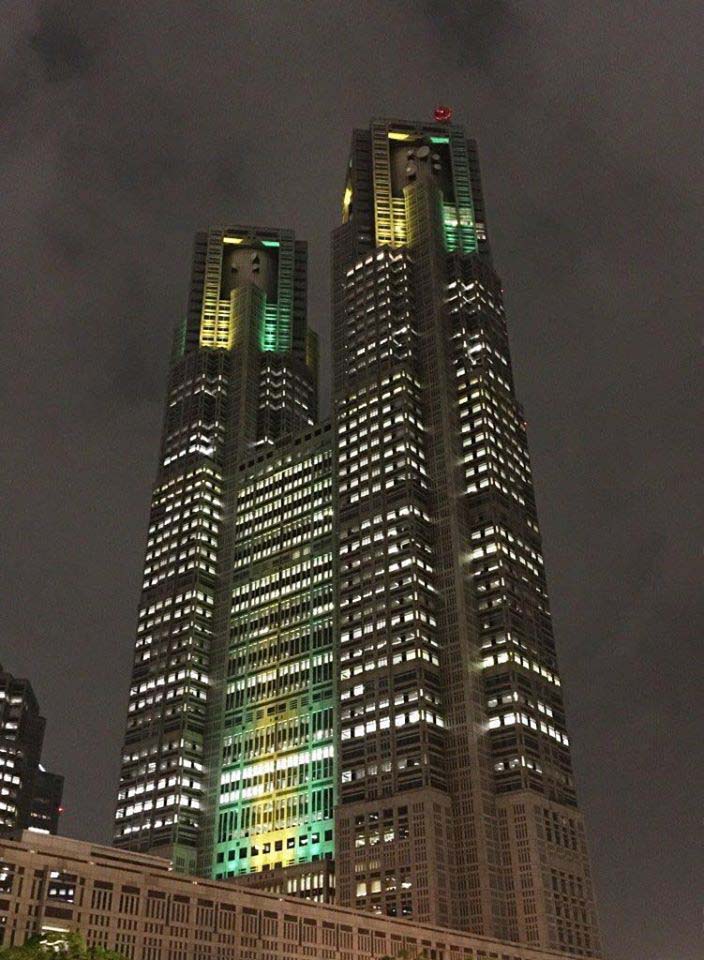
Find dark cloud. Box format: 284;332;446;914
28;1;93;82
1;3;702;959
422;0;526;69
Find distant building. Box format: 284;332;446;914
0;831;584;960
0;664;63;836
29;768;64;835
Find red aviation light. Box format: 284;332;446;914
434;105;452;123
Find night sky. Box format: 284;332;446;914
2;3;702;958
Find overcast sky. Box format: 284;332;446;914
2;3;702;958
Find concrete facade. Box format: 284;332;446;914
0;832;582;960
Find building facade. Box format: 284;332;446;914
331;118;601;957
113;117;601;959
113;227;320;879
203;423;336;881
0;832;583;960
0;664;63;837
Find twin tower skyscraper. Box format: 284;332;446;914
113;116;602;957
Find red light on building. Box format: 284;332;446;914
434;105;452;123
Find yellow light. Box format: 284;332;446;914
222;236;243;245
388;131;414;141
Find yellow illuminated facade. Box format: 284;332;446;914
210;425;335;878
361;122;483;253
342;184;353;222
197;228;299;352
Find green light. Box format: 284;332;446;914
430;136;450;144
260;304;284;351
210;443;336;881
255;238;292;351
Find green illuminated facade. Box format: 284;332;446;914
205;424;335;880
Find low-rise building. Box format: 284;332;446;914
0;832;581;960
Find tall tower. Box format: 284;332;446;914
114;227;317;873
332;117;601;957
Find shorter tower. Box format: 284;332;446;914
114;226;319;873
0;664;63;837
